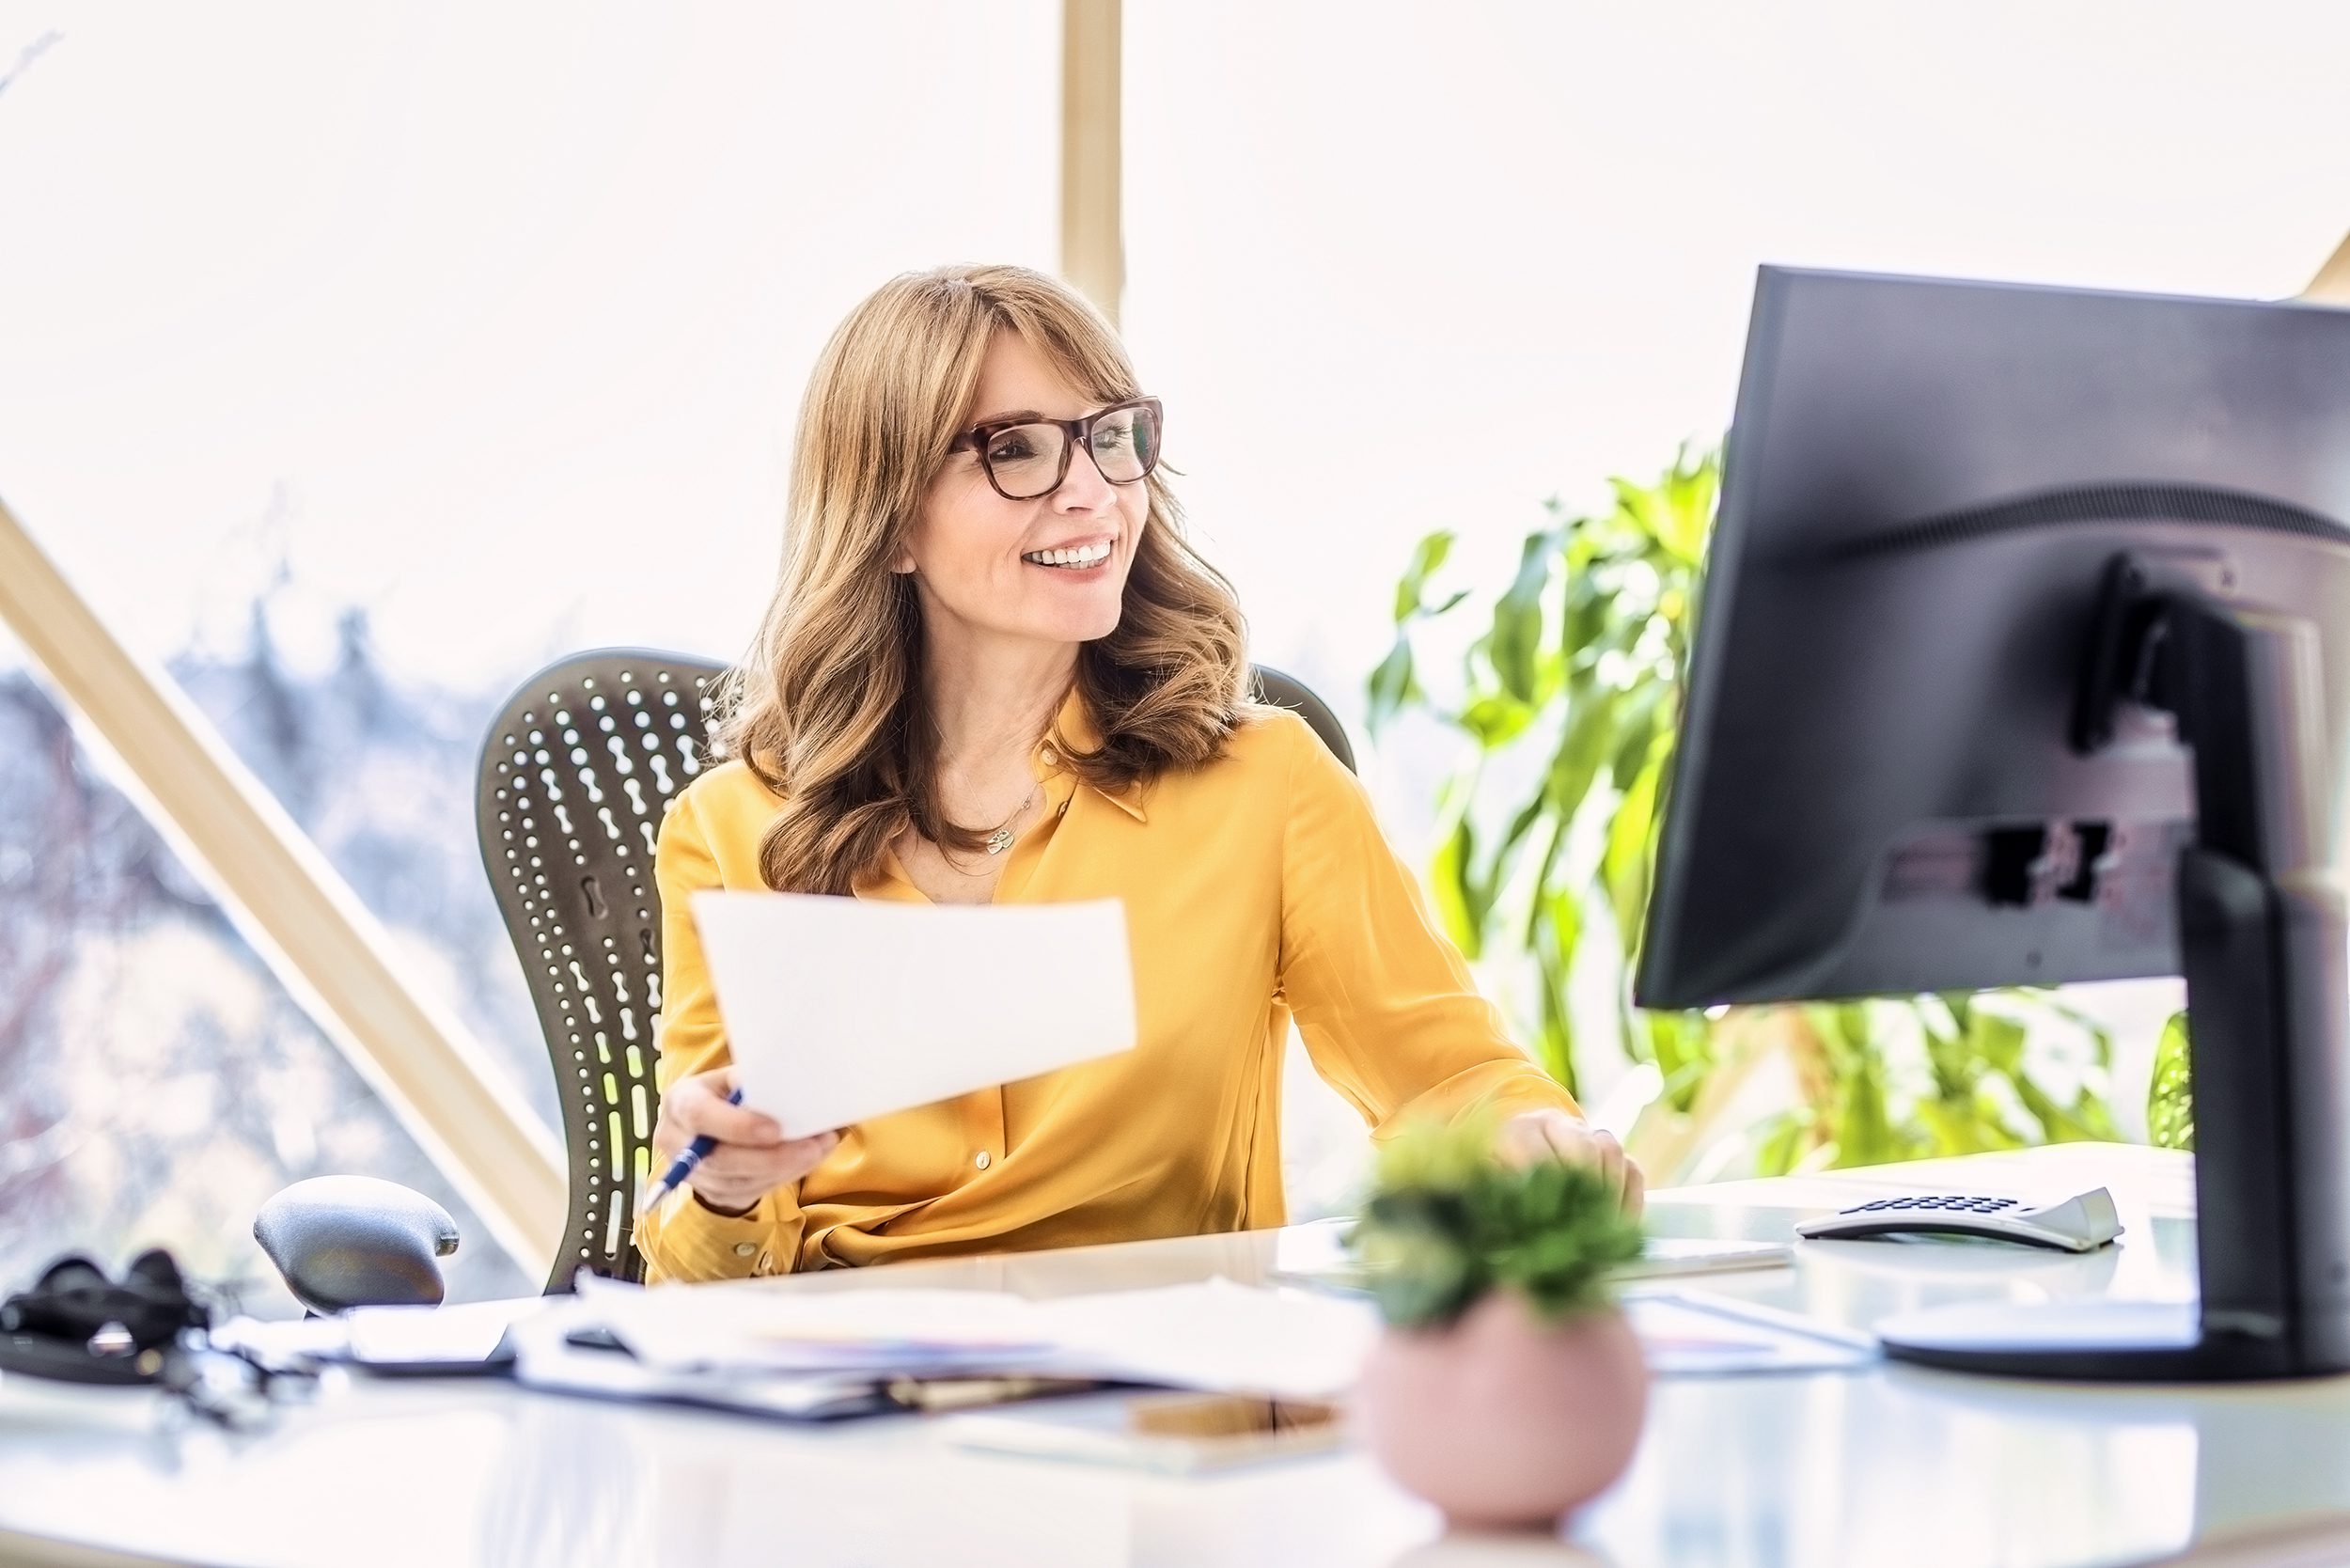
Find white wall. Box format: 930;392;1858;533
0;3;1059;683
1122;2;2350;747
5;3;2344;712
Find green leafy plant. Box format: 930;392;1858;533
2147;1011;2194;1150
1351;1115;1646;1329
1371;447;2123;1182
1371;447;1714;1099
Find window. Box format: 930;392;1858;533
0;7;1057;1295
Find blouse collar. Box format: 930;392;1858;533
1042;685;1148;823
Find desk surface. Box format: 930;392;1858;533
3;1145;2346;1568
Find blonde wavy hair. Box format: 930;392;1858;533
713;264;1251;895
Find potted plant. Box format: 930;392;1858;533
1352;1115;1649;1531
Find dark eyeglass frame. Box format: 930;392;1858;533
948;396;1165;501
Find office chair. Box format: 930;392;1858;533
253;651;1354;1309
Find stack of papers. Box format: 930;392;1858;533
575;1279;1067;1378
570;1274;1873;1402
574;1275;1380;1401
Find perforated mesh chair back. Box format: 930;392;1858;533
477;651;1353;1290
478;651;728;1289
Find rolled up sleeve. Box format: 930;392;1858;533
1274;714;1581;1137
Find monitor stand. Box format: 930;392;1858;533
1878;562;2350;1380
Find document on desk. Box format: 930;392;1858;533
1269;1216;1792;1289
575;1275;1379;1402
577;1276;1063;1377
1623;1289;1878;1375
691;891;1137;1134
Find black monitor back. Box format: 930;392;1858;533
1637;267;2350;1009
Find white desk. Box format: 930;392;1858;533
3;1146;2346;1568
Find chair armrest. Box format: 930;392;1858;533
252;1176;459;1314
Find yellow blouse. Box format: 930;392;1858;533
635;693;1579;1283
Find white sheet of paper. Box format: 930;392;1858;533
1268;1216;1793;1288
1623;1289;1879;1375
1045;1278;1383;1400
577;1275;1060;1375
344;1296;547;1364
576;1274;1379;1399
690;890;1137;1135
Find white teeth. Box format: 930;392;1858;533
1025;541;1111;568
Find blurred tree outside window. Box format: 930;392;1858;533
0;610;533;1309
0;8;1057;1301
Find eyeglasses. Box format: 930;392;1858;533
949;397;1164;501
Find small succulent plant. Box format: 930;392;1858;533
1351;1114;1646;1331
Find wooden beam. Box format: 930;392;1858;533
2303;230;2350;305
0;495;564;1278
1060;0;1123;326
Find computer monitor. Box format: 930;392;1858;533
1637;266;2350;1380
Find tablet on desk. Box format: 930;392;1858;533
1269;1218;1791;1293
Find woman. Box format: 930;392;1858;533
636;264;1639;1282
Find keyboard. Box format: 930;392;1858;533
1794;1186;2123;1253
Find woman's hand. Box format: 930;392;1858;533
650;1066;838;1218
1497;1107;1645;1216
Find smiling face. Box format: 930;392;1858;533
897;328;1152;657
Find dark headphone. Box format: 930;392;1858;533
0;1249;211;1385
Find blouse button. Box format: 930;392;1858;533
731;1241;757;1258
1040;747;1058;766
974;1151;992;1170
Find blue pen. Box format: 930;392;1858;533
635;1086;745;1216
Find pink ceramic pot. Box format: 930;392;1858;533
1357;1289;1648;1531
